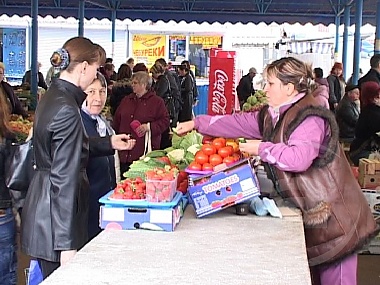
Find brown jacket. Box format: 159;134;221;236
259;93;379;266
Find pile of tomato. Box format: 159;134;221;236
188;137;241;171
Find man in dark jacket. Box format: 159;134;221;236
237;67;256;109
335;84;360;142
358;54;380;88
22;62;48;90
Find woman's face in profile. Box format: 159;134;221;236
84;79;106;115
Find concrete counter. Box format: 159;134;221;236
41;207;311;285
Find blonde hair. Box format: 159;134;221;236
265;57;313;93
0;62;5;71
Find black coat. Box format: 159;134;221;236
178;73;194;122
335;96;359;141
81;111;116;241
0;135;15;209
21;79;114;262
22;70;48;90
1;81;28;118
327;74;343;110
358;69;380;88
110;79;133;116
236;74;254;103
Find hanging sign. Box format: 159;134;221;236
132;34;166;67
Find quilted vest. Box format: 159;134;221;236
259;93;379;266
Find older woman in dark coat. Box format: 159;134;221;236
113;71;170;174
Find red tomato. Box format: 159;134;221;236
223;156;236;165
201;144;217;156
212;138;226;150
195;151;209;165
202;136;214;144
202;163;214;171
209;154;223;166
188;162;202;171
218;146;233;158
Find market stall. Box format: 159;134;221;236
41;206;312;285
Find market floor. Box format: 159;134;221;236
16;240;380;285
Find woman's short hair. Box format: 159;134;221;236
361;81;380;108
178;64;189;72
117;64;132;80
0;62;5;71
51;37;106;73
132;71;152;90
265;57;313;93
132;63;148;73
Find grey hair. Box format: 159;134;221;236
132;71;153;90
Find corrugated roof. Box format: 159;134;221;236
0;0;377;25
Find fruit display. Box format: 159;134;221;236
9;115;33;142
110;177;146;200
145;167;178;202
188;137;241;172
242;90;267;112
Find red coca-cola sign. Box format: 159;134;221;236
208;50;236;115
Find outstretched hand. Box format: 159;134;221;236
111;134;136;151
238;139;262;156
175;120;195;135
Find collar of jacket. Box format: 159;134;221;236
54;78;87;107
130;90;156;100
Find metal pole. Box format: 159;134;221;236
334;15;341;61
375;0;380;54
78;0;85;37
353;0;363;84
30;0;38;110
111;10;116;59
342;4;350;79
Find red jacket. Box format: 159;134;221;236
113;90;170;163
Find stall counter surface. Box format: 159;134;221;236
41;207;311;285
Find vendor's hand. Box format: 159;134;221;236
111;134;136;150
60;249;77;266
175;120;195;135
239;139;262;156
135;123;148;137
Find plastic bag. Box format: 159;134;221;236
25;260;43;285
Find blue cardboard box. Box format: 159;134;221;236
188;159;260;217
99;191;187;232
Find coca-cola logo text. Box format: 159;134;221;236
212;70;228;114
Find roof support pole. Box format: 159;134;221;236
30;0;38;110
111;9;116;59
352;0;363;84
334;15;340;61
342;4;350;79
375;0;380;54
78;0;85;37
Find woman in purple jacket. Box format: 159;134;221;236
176;57;378;285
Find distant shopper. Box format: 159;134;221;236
0;62;28;118
181;60;198;103
132;63;148;73
22;62;48;90
126;57;135;71
237;67;256;109
358;54;380;88
336;84;360;143
327;62;345;111
350;81;380;165
311;67;329;109
346;68;363;85
110;64;133;116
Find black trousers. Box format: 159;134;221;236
160;128;172;150
37;258;60;279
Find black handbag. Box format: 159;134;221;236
6;139;35;192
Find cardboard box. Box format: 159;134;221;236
359;159;380;188
362;189;380;216
188;159;260;218
99;191;186;232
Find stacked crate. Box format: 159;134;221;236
358;158;380;188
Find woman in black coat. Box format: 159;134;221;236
81;72;120;241
177;64;194;122
21;37;135;280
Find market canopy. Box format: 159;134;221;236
1;0;378;26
